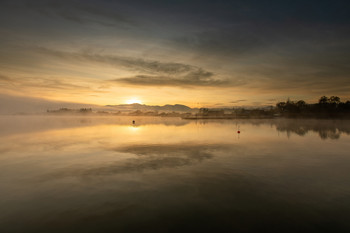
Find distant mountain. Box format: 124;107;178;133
106;103;193;112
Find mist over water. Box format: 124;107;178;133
1;116;350;232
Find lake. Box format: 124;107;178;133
1;116;350;232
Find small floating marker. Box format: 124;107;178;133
237;130;240;134
132;120;135;124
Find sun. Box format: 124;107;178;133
126;98;142;104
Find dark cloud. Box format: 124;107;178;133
0;74;11;81
172;26;270;58
172;20;350;60
7;0;134;28
166;18;350;95
230;100;247;104
36;47;195;74
114;72;228;87
248;75;350;95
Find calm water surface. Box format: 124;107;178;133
1;116;350;232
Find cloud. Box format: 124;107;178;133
36;47;194;74
0;72;113;104
169;19;350;94
0;74;11;81
28;78;89;90
248;75;350;95
36;48;231;87
0;73;90;91
173;27;270;58
21;0;134;28
114;73;228;87
230;99;247;104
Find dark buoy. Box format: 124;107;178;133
132;120;135;124
237;130;240;133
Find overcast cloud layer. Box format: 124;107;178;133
0;0;349;107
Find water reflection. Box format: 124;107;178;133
1;116;350;232
1;116;349;140
193;118;350;140
0;115;190;137
38;144;235;182
273;119;349;140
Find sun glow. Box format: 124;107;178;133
126;98;142;104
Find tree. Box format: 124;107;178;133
329;96;340;105
319;96;329;104
296;100;306;108
276;102;286;112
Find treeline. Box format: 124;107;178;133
276;96;350;118
46;108;192;117
47;108;93;114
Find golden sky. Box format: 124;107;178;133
0;0;349;109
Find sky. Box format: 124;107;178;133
0;0;349;108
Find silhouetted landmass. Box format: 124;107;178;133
276;96;350;118
47;108;93;114
183;107;276;119
46;107;193;118
106;103;193;112
44;96;350;119
128;110;192;118
191;96;350;119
